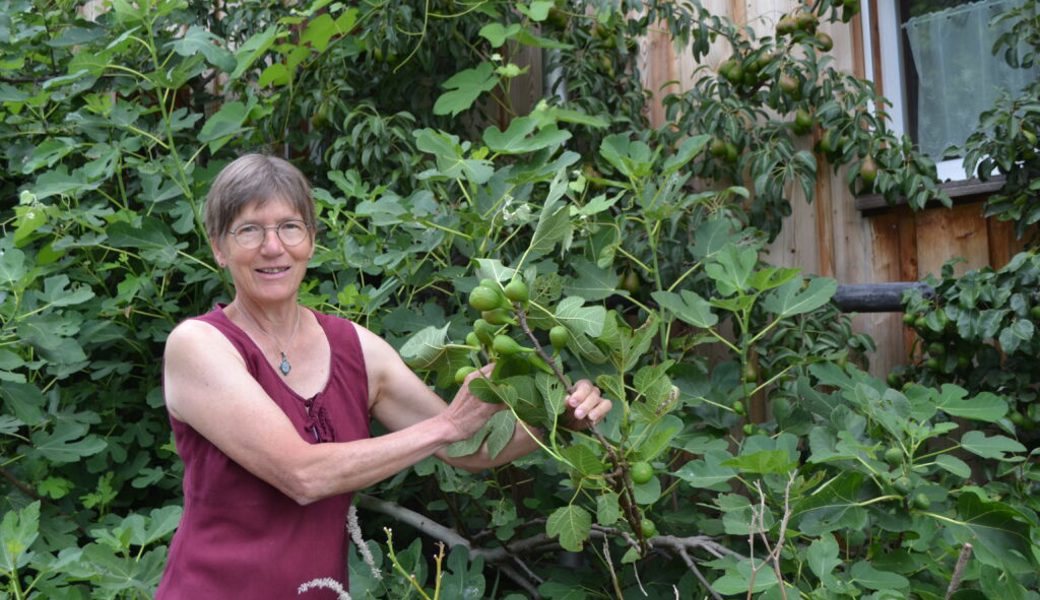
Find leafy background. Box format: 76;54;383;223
1;0;1038;599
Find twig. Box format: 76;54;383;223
514;305;570;389
943;543;973;600
676;546;725;600
748;473;796;600
602;538;625;600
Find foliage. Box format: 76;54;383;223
1;1;1038;600
654;0;950;240
961;0;1040;242
900;252;1040;444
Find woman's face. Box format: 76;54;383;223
211;197;313;307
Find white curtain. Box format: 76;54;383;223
903;0;1038;159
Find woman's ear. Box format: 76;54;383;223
210;238;227;268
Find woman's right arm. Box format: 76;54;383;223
163;320;491;505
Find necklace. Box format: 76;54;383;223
234;303;302;376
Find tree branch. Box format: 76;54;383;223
356;494;743;598
944;543;973;600
356;494;542;598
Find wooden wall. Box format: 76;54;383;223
639;0;1026;376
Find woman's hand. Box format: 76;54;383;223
440;364;506;442
562;379;611;430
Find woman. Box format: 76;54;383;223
155;154;610;599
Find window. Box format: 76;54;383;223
862;0;1038;181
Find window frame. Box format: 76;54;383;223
861;1;975;182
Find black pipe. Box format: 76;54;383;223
832;282;934;313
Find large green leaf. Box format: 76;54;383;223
849;561;909;590
705;244;758;297
30;421;107;464
559;443;607;476
692;218;743;260
651;290;717;328
522;169;572;260
998;318;1034;354
761;276;837;318
711;559;779;595
434;62;498;117
169;26;235;72
299;12;349;53
478;22;522;48
0;382;45;426
17;314;87;365
486;410;518;459
197;100;251;152
546;505;591;552
230;25;279;79
936;386;1007;422
935;454;972;478
399;324;451;370
599;133;657;180
414;128;494;184
0;501;39;572
673;450;738;490
596;491;621;526
554;296;606;338
660;134;710;175
806;533;841;585
960;430;1026;460
792;472;871;535
483;117;571;155
34;274;95;307
0;245;26;286
562;258;616;302
947;493;1036;574
440;546;485;600
722;450;797;475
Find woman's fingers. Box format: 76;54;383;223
565;379;611;427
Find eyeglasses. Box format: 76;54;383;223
228;220;310;249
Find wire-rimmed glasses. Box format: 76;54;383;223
228;220;309;249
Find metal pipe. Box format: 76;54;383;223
832;282;934;313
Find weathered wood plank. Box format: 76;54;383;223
987;216;1027;269
915;203;990;279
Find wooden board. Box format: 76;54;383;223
914;203;991;279
987;217;1027;268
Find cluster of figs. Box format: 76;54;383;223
454;278;570;385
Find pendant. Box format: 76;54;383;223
279;352;291;376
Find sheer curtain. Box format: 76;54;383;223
903;0;1038;159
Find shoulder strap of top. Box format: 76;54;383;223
191;305;267;378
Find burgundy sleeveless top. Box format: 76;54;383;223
156;306;371;599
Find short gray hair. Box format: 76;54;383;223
203;154;316;243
